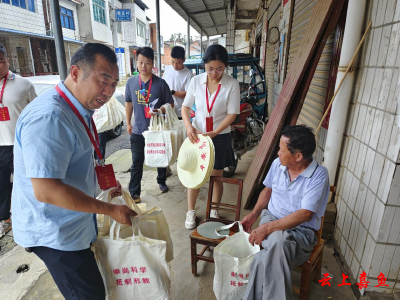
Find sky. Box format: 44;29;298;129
142;0;200;41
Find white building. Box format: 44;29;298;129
120;0;150;75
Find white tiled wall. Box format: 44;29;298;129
0;0;45;35
334;0;400;295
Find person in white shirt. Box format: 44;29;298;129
163;46;194;119
0;43;37;236
181;44;240;229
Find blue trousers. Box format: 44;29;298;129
32;246;105;300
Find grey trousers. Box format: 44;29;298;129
243;210;317;300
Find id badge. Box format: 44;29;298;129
95;164;117;190
0;107;10;121
206;116;213;132
144;106;151;119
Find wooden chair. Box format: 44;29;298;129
297;186;334;299
190;176;243;275
296;217;325;300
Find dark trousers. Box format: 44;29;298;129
129;133;166;196
0;146;13;221
32;246;105;300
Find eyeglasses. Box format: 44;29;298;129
205;67;225;75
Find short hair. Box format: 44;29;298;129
281;125;316;160
137;47;154;62
70;43;117;74
202;44;229;65
0;43;7;57
171;46;185;60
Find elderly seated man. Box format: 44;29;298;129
242;125;330;300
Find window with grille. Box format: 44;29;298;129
60;6;75;30
93;0;106;24
136;19;145;38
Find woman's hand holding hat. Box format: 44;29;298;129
186;124;201;144
202;131;218;139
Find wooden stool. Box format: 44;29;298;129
189;177;243;275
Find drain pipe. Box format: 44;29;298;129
323;0;367;185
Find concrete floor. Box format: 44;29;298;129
0;146;359;300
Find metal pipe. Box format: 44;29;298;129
187;14;190;58
323;0;367;184
28;38;35;76
49;0;67;79
200;30;203;55
156;0;162;76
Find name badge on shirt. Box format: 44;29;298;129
95;164;117;190
144;106;151;119
0;106;10;121
206;116;213;132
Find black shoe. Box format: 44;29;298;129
131;195;141;203
159;184;169;193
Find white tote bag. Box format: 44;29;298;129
143;115;172;168
213;222;260;300
94;96;125;133
96;189;174;263
94;218;170;300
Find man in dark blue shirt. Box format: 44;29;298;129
125;47;174;202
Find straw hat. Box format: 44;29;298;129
177;135;215;189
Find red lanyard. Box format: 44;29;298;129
139;74;153;104
55;85;104;163
206;83;221;115
0;71;9;107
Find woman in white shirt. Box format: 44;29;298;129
181;44;240;229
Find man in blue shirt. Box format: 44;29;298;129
125;47;174;202
242;125;330;300
12;43;137;300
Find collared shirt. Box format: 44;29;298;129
12;81;97;251
163;65;194;117
263;157;330;231
183;72;240;134
0;72;37;145
125;74;174;134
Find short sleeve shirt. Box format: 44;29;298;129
182;72;240;134
162;65;194;117
12;81;97;251
0;72;37;145
263;157;330;231
125;74;174;134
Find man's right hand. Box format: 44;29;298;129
109;205;138;226
241;212;258;233
127;124;133;135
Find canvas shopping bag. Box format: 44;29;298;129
143;115;172;168
97;189;174;263
213;222;260;300
94;218;170;300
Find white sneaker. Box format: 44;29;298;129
185;210;196;229
210;209;219;219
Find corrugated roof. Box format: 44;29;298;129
164;0;230;36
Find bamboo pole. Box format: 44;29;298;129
315;20;372;135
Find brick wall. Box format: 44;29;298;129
161;43;171;66
334;0;400;295
0;0;46;35
150;23;156;51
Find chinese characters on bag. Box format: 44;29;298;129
113;266;150;287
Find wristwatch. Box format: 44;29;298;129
171;90;175;95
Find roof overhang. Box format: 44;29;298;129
0;27;84;44
164;0;262;36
